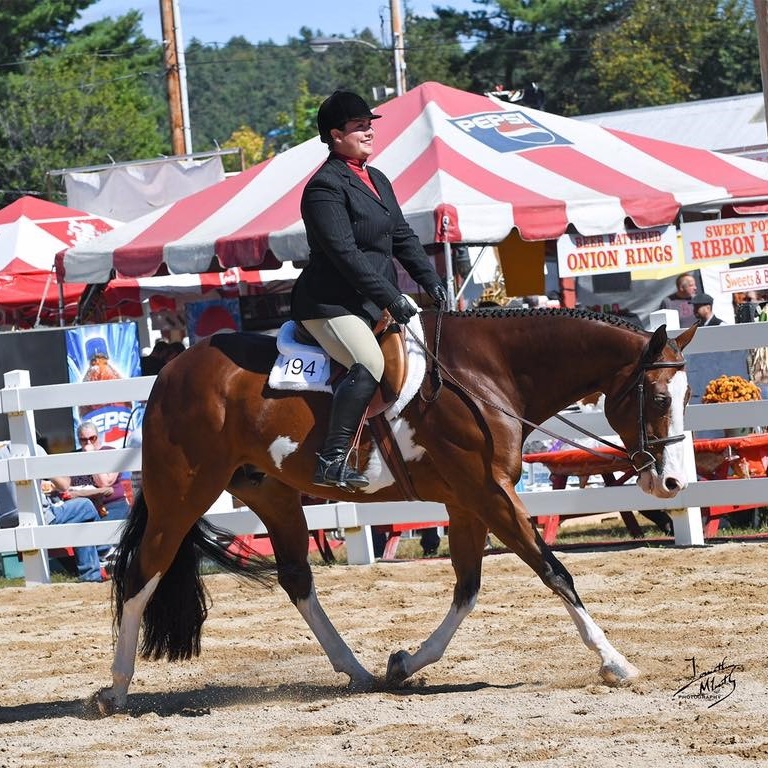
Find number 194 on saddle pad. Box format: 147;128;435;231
268;321;332;392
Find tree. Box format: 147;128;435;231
591;0;760;109
427;0;632;114
221;125;266;169
0;47;166;204
403;11;471;91
0;9;167;204
0;0;93;64
186;36;311;149
290;80;325;146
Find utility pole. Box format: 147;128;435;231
173;0;192;154
159;0;186;155
390;0;407;96
755;0;768;139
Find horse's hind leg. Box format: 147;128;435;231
387;506;488;686
94;571;161;716
95;465;234;716
486;481;639;686
230;475;375;690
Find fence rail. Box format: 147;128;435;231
3;317;768;585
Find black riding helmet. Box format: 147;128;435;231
317;90;381;146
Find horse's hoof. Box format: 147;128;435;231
89;687;125;717
386;650;412;687
347;672;376;692
599;660;640;687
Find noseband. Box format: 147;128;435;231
621;359;687;473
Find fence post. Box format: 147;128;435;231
3;370;51;584
344;524;375;565
671;433;705;546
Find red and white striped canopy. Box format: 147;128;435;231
58;82;768;284
0;196;118;324
0;196;115;275
100;263;301;318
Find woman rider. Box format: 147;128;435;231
291;90;447;490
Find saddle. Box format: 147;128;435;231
290;314;409;418
269;315;426;500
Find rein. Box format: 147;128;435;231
409;309;685;473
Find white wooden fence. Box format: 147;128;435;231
2;317;768;586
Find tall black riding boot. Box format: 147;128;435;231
314;363;379;489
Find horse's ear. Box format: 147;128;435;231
642;325;668;365
673;323;698;351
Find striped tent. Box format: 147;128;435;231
58;81;768;284
99;263;301;319
0;196;117;324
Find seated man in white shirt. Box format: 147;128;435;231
0;442;104;582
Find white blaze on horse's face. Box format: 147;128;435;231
637;370;689;498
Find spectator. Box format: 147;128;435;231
419;527;441;557
735;292;762;323
140;340;170;376
0;442;104;582
691;293;725;326
65;421;131;520
164;341;186;362
659;272;697;327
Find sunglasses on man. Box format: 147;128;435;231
78;435;99;445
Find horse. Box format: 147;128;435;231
95;307;697;715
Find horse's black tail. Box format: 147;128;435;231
111;491;277;662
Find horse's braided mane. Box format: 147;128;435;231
446;306;646;334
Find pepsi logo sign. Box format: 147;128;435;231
450;111;571;153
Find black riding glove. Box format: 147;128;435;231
426;282;448;306
388;294;418;324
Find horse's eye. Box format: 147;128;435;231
653;394;671;411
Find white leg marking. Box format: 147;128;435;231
295;586;375;689
98;573;162;715
387;597;476;683
268;435;299;470
561;599;639;686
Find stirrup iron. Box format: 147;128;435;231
313;453;369;490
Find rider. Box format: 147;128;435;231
291;90;447;490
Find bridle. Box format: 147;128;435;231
549;358;687;473
411;308;688;474
615;359;687;473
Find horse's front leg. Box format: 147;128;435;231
293;583;376;690
386;508;487;686
489;481;639;686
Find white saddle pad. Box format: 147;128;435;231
268;321;332;392
267;314;426;419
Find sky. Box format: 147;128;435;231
76;1;480;48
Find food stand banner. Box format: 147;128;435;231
717;264;768;294
557;226;679;278
681;216;768;267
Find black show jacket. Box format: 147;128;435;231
291;155;440;325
